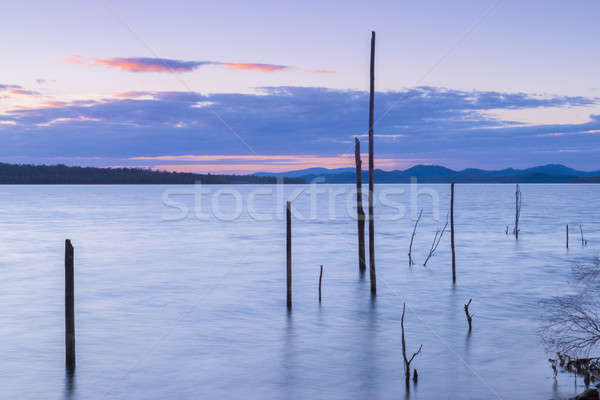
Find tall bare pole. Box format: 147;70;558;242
286;201;292;310
355;138;366;274
65;239;75;370
450;183;456;283
368;31;376;295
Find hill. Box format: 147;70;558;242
0;163;305;184
254;164;600;183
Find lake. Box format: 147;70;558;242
1;184;598;399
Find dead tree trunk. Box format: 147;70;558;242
355;138;366;274
408;209;423;266
566;224;569;249
318;265;323;303
65;239;75;370
286;201;292;310
464;299;473;330
450;183;456;283
401;303;422;387
368;30;376;295
513;184;521;239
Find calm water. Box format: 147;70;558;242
1;184;599;400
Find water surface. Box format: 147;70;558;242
1;184;598;399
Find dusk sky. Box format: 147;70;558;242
2;0;600;173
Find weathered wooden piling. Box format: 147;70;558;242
355;138;366;274
65;239;75;370
566;224;569;249
286;201;292;309
368;30;376;295
450;183;456;283
318;265;323;303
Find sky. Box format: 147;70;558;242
1;0;600;173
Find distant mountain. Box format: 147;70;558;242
254;164;600;183
3;162;598;185
0;163;305;184
254;167;355;178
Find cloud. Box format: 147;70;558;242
91;57;213;73
131;154;420;173
0;84;22;90
113;91;154;98
66;55;334;74
222;62;289;72
0;83;40;97
2;86;599;171
8;89;40;96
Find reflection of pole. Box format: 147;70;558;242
355;138;366;274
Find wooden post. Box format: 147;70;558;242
450;183;456;283
286;201;292;310
318;265;323;303
566;224;569;249
513;184;521;239
355;138;366;274
65;239;75;370
368;30;377;295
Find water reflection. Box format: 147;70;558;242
363;291;380;398
63;369;76;400
282;311;295;399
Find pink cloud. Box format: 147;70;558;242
66;55;334;74
304;68;336;74
0;84;40;97
91;57;210;73
65;54;86;65
8;89;40;96
131;154;428;174
113;91;154;98
222;62;289;72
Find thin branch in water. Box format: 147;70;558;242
513;184;522;239
572;257;600;285
423;214;448;267
318;265;323;303
408;209;423;266
401;303;423;387
580;224;588;247
464;299;473;330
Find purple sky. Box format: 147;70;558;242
1;0;599;173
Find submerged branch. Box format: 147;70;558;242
408;210;423;266
423;215;448;267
